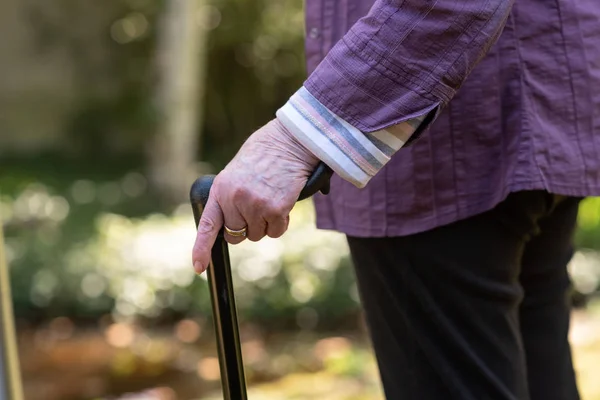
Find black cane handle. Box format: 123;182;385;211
298;161;333;201
190;161;332;209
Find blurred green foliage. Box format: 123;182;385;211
576;197;600;250
0;159;360;329
4;157;600;328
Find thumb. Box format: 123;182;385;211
192;196;224;274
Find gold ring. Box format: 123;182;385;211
224;225;247;237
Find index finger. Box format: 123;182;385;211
192;196;224;274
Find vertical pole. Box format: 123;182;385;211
0;223;24;400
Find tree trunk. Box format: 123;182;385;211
149;0;211;204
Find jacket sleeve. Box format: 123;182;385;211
277;0;515;188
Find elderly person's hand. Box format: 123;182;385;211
191;118;320;273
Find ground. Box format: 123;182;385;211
17;303;600;400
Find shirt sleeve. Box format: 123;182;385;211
276;87;425;187
278;0;515;188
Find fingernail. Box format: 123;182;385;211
194;261;205;274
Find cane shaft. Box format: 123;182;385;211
206;235;247;400
192;200;247;400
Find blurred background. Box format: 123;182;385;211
0;0;599;399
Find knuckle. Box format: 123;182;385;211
252;195;269;211
198;218;216;234
264;201;287;221
231;186;250;203
212;176;224;196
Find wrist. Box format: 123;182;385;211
271;118;321;167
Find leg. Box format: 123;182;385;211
347;191;553;400
519;197;581;400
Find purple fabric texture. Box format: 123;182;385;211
305;0;600;237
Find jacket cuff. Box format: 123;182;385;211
276;87;425;188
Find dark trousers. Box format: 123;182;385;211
347;191;581;400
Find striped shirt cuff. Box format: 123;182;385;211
276;87;426;188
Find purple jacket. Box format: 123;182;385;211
301;0;600;237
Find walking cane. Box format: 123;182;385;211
0;223;24;400
190;162;332;399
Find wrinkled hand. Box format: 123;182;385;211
192;118;320;273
